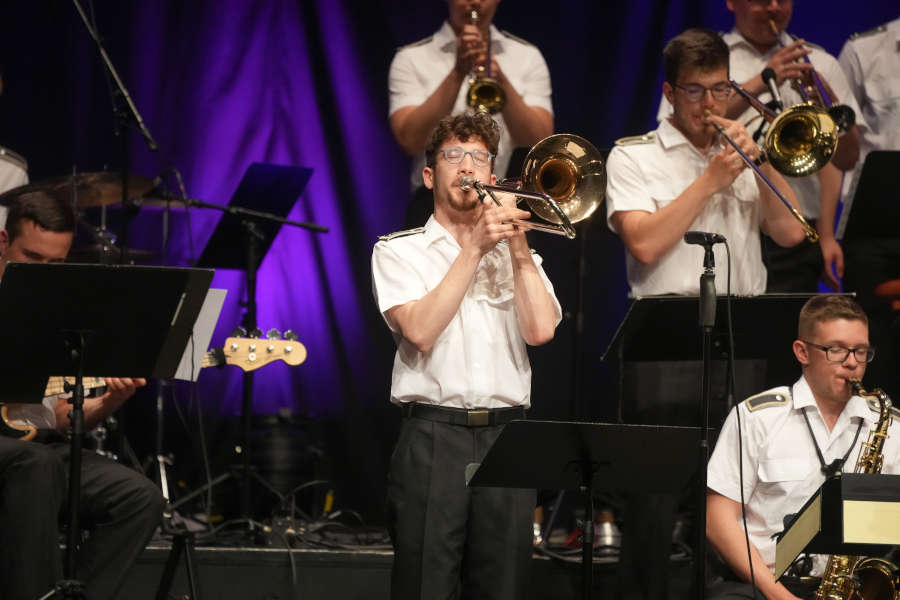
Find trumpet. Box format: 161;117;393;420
458;133;606;239
769;20;856;134
466;10;505;114
704;109;819;242
728;80;837;178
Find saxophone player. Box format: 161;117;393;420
706;294;900;599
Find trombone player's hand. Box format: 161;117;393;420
704;114;757;193
469;194;531;255
455;24;485;77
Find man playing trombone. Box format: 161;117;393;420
606;27;806;598
372;111;561;599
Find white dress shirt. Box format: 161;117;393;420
657;28;865;220
836;18;900;237
708;375;900;573
0;147;28;230
605;118;766;296
388;21;553;190
371;216;561;409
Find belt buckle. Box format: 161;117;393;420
466;409;490;427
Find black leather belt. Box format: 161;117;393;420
401;403;525;427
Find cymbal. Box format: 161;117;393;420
0;172;156;208
67;244;157;264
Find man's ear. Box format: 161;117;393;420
0;229;9;254
662;81;675;107
793;339;810;366
423;166;435;190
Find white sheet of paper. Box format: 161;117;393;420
173;287;227;382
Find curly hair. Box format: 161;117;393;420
798;295;868;339
663;27;730;85
424;111;500;169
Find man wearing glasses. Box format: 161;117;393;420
606;27;805;598
371;111;561;599
706;294;900;599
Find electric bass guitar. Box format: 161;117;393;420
0;335;307;441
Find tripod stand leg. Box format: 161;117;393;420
156;536;184;600
183;535;201;600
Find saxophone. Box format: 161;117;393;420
814;379;898;600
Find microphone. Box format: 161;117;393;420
684;231;726;246
761;68;784;112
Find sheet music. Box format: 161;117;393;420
173;288;226;382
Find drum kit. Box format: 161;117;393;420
0;169;188;264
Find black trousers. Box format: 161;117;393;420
0;438;165;600
761;228;824;293
387;416;535;600
706;576;819;599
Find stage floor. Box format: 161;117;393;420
117;540;692;599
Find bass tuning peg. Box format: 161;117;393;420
283;329;298;341
266;328;281;340
231;327;247;337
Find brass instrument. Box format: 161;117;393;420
814;379;899;600
703;109;819;242
728;80;837;178
466;10;506;114
769;20;856;134
459;133;605;239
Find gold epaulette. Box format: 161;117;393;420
499;30;536;48
864;396;900;419
0;146;28;172
396;36;432;52
744;390;790;412
849;24;887;41
378;227;425;242
614;132;656;146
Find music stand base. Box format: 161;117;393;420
37;580;87;600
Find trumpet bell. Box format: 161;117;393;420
521;134;605;226
766;103;837;177
467;77;506;114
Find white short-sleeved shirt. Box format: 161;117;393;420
371;216;562;409
836;19;900;237
0;147;29;230
388;21;554;190
605;118;766;296
657;29;865;220
708;375;900;573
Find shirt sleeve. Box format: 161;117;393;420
815;51;868;134
530;251;563;326
388;49;427;117
371;241;427;332
516;47;554;115
605;145;656;233
707;403;760;503
837;41;865;113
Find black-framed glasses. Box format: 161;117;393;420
439;146;495;167
801;340;875;364
673;82;733;102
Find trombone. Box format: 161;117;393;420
704;108;819;242
459;133;606;239
769;20;855;134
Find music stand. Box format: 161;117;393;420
194;162;322;520
0;262;212;596
467;420;702;600
839;150;900;242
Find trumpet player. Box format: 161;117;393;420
388;0;553;229
607;27;806;599
372;111;561;600
706;294;900;599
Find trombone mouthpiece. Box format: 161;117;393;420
458;176;476;191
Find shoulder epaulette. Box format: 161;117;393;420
744;390;790;412
849;24;887;41
396;36;432;52
378;227;425;242
0;146;28;172
864;396;900;420
499;30;535;48
614;132;656;147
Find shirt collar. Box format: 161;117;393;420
658;117;723;155
436;21;505;55
423;214;456;247
791;375;872;422
723;27;778;59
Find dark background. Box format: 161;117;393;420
0;1;895;524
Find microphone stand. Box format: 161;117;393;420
693;242;716;600
70;0;158;265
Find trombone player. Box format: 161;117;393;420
372;111;561;599
606;27;806;598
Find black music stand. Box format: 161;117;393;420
0;262;212;598
194;162;321;520
467;420;702;600
775;473;900;579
